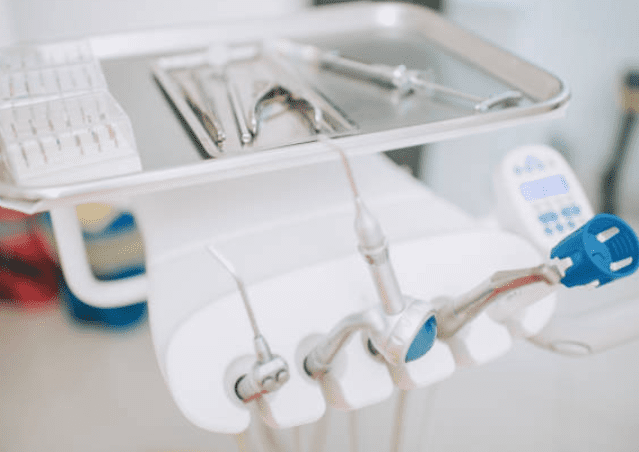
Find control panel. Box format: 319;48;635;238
493;145;594;253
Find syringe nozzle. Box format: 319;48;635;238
354;198;386;252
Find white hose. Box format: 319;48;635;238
349;410;360;452
389;390;408;452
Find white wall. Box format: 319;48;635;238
0;0;15;45
6;0;307;42
425;0;639;217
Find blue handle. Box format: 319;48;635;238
551;214;639;287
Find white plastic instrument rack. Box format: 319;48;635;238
0;41;142;188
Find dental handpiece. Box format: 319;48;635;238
436;263;563;339
436;214;639;339
323;136;405;315
304;138;438;377
207;246;290;402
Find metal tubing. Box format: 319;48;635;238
304;311;377;377
437;263;562;339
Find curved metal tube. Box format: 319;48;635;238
436;263;562;339
304;310;380;377
207;246;262;341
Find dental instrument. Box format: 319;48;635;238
435;214;639;339
152;63;223;157
192;71;227;146
247;81;323;138
227;79;255;145
178;72;226;148
271;39;524;112
225;53;356;144
304;137;438;378
207;246;290;402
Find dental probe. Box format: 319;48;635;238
271;39;523;112
207;246;290;402
435;214;639;339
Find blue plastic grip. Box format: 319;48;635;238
550;214;639;287
405;315;437;363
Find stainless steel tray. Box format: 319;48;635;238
0;1;569;212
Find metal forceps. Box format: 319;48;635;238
238;81;324;143
272;39;523;112
228;78;324;144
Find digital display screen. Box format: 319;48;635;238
520;175;569;201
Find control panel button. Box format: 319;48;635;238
556;224;564;232
539;212;558;223
562;206;581;217
544;228;553;235
525;155;545;172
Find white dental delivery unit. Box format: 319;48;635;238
1;2;638;436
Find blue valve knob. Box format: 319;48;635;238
551;214;639;287
404;315;437;363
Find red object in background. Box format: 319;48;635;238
0;207;60;310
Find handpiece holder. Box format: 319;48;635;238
550;213;639;287
235;335;290;402
304;298;438;377
437;214;639;339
